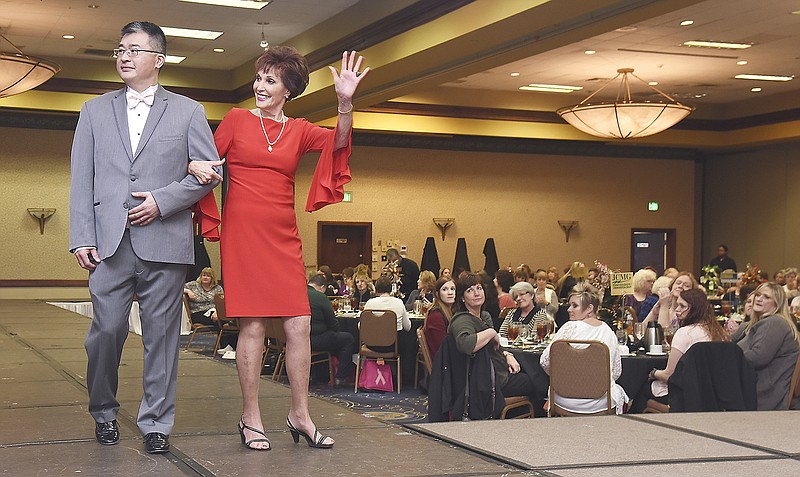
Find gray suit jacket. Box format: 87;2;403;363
70;85;219;264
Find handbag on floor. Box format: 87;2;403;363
357;359;394;392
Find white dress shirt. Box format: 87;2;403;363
127;84;158;154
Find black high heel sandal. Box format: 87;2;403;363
286;417;334;449
238;417;271;451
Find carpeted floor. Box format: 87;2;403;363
179;334;429;424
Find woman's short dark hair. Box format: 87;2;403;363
374;276;393;294
121;21;167;54
494;269;514;293
342;267;355;279
452;272;484;314
318;265;334;282
254;46;309;101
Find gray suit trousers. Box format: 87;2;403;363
85;229;186;435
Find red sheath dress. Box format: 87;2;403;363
214;108;351;317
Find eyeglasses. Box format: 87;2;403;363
113;48;164;58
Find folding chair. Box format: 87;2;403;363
548;340;613;416
354;310;400;393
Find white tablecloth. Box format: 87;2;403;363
48;301;191;336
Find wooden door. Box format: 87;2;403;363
317;222;372;272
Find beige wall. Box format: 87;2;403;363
1;126;700;299
703;140;800;275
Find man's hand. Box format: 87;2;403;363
129;191;160;226
75;248;100;271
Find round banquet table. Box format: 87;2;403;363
509;348;668;411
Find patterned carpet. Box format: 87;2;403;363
179;334;428;424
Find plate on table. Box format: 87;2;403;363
646;351;667;356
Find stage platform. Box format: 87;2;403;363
2;300;799;476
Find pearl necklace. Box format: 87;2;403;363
258;109;286;152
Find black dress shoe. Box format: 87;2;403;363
143;432;170;454
95;420;120;445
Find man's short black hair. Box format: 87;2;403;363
308;274;326;288
121;21;167;54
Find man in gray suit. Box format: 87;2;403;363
69;21;222;454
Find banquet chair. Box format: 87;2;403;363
264;319;334;385
184;294;218;351
212;293;239;356
354;310;400;393
500;396;535;419
414;327;433;388
787;353;800;410
548;340;613;417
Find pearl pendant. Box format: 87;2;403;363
268;145;273;152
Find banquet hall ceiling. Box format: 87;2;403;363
1;0;799;147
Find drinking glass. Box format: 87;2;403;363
633;322;645;342
664;326;675;349
536;322;548;343
507;323;521;342
792;305;800;322
615;328;627;345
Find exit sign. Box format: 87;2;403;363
648;201;659;211
343;191;353;202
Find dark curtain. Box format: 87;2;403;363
420;237;441;275
482;238;499;276
453;238;471;276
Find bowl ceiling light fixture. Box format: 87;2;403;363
556;68;694;139
0;33;61;98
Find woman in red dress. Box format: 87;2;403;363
190;47;368;451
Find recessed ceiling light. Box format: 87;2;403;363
648;81;658;86
735;74;794;82
87;4;99;8
682;40;752;49
584;50;596;55
679;20;694;26
165;55;186;64
509;72;520;77
178;0;269;9
213;48;225;53
161;26;223;40
519;84;583;93
792;10;800;15
736;60;748;66
616;26;637;32
751;87;762;92
62;35;75;39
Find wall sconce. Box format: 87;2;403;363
557;220;578;243
27;208;56;234
432;218;455;240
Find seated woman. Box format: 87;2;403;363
352;273;373;305
317;265;339;296
184;267;224;326
337;267;355;297
642;272;698;330
184;267;235;353
532;269;559;323
629;288;728;413
732;283;799;410
626;268;658;321
439;268;452;280
547;266;560;290
499;281;547;339
423;277;456;359
405;270;436;311
448;272;536;403
556;261;587;302
540;283;628;414
494;269;516;311
363;276;411;332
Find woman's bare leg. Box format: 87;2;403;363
283;315;334;446
236;318;270;449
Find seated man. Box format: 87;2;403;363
308;274;355;386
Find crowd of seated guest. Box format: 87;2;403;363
405;270;436;311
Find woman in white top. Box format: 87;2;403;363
533;269;559;322
540;282;629;414
363;275;411;332
629;288;728;413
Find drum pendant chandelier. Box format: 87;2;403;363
556;68;694;139
0;33;61;98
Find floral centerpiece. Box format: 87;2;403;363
382;260;405;299
700;264;720;296
591;260;612;292
740;263;767;287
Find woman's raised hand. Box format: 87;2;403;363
329;51;369;103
